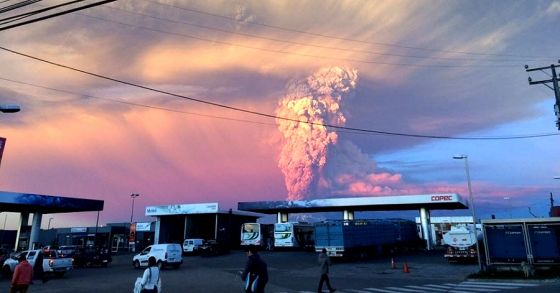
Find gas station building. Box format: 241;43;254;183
238;193;469;250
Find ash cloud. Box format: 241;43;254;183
275;66;358;200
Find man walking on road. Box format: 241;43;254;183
10;254;33;293
317;248;336;293
241;246;269;293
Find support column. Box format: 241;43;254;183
15;213;29;251
184;216;188;240
154;217;160;244
419;208;433;250
29;212;42;249
343;210;355;220
214;214;218;240
277;212;288;223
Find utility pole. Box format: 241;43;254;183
525;61;560;130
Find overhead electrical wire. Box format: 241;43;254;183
101;4;530;64
71;9;522;68
0;0;115;31
0;76;277;126
0;46;557;140
0;0;86;26
143;0;553;60
0;0;41;14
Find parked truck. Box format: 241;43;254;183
442;224;482;262
2;249;73;277
314;219;418;258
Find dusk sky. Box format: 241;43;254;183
0;0;559;229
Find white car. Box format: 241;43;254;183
183;239;204;254
3;250;73;277
132;243;182;269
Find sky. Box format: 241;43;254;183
0;0;559;229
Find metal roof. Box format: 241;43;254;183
238;193;468;214
0;191;104;214
482;217;560;224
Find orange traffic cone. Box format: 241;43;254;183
391;258;396;269
403;261;410;273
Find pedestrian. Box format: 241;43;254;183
140;257;160;293
317;248;336;293
241;246;268;293
10;254;33;293
33;250;48;283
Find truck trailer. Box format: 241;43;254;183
442;224;482;262
314;219;418;258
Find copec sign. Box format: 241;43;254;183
430;195;454;201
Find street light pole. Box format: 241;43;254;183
453;154;483;272
130;193;140;223
503;197;512;218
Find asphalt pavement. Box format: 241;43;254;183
0;250;558;292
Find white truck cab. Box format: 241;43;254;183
132;243;182;269
183;239;204;254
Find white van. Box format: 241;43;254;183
132;243;183;269
183;239;204;254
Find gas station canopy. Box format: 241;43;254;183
238;193;468;214
0;191;104;214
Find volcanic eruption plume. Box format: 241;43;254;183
275;67;358;200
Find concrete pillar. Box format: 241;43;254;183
15;213;29;251
183;216;188;240
277;212;288;223
419;207;432;250
154;217;160;244
29;212;42;249
343;210;355;220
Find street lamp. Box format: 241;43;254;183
47;217;54;229
0;104;20;113
130;193;140;223
503;197;513;218
453;154;483;272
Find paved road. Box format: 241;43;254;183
0;250;558;292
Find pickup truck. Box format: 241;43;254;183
2;249;73;277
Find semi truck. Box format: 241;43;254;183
314;219;418;258
442;224;482;262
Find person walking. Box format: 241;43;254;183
317;248;336;293
33;250;48;283
10;254;33;293
241;246;268;293
140;257;160;293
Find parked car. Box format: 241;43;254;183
2;250;72;277
132;243;182;269
57;245;79;258
73;246;112;267
199;240;228;257
0;248;10;268
42;246;58;254
183;239;204;255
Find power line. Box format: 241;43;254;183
101;4;531;64
0;46;557;140
0;76;277;126
0;0;41;14
0;0;85;26
143;0;553;60
72;9;522;69
0;0;115;31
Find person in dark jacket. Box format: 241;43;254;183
33;250;47;283
317;248;335;293
241;246;268;293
